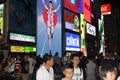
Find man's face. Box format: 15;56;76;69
48;57;54;67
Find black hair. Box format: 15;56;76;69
49;1;52;3
43;53;53;63
71;53;80;59
62;62;73;71
99;64;116;80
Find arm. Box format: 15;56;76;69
42;0;48;10
53;3;60;13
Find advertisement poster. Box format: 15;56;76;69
0;4;4;39
9;0;36;36
37;0;62;57
64;9;80;32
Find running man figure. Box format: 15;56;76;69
42;0;60;53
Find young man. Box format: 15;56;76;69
36;53;54;80
71;53;84;80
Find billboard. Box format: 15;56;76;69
64;0;78;13
0;4;4;39
86;23;96;36
98;15;105;54
37;0;62;57
64;9;80;32
8;0;36;43
80;14;87;56
83;0;91;23
10;45;36;53
66;32;80;51
101;4;111;15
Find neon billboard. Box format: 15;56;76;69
83;0;91;23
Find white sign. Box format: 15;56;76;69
87;23;96;36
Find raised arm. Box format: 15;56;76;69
53;3;60;13
42;0;48;10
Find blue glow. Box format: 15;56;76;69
71;0;76;4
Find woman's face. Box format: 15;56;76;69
63;68;73;79
103;71;116;80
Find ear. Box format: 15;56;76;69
63;71;65;75
103;76;106;80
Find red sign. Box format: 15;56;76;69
64;0;78;13
101;4;111;15
83;0;91;23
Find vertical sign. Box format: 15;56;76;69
37;0;62;57
80;14;87;56
0;4;4;39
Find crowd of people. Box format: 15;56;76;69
0;50;120;80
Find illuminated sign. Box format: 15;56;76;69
11;46;36;53
66;32;80;51
87;23;96;36
80;14;87;56
11;46;24;52
83;0;91;23
71;0;76;4
77;0;83;13
64;0;78;13
101;4;111;15
0;4;4;37
64;9;80;32
10;33;35;43
25;47;36;53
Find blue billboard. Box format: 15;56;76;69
37;0;62;57
66;32;80;51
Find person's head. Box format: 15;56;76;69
99;64;116;80
43;53;54;67
62;62;73;79
71;53;80;67
49;0;53;8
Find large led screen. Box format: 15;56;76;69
9;0;36;37
37;0;62;57
66;32;80;51
0;4;4;39
64;9;80;32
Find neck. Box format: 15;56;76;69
44;63;50;70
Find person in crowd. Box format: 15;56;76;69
99;64;116;80
71;53;84;80
62;62;73;80
28;54;36;80
53;52;62;78
14;55;22;80
86;56;97;80
78;51;87;79
99;49;117;72
21;55;29;80
36;53;54;80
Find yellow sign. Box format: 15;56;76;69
11;46;24;52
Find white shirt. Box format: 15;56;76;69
36;64;54;80
28;58;36;74
72;67;83;80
